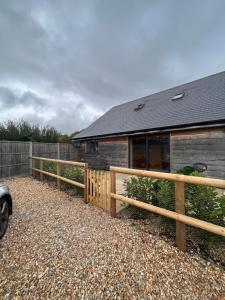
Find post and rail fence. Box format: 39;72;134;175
32;156;88;203
31;156;225;252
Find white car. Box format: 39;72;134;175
0;184;12;239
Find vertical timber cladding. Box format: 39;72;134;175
99;136;129;168
171;127;225;179
0;141;30;178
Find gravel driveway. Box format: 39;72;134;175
0;177;225;299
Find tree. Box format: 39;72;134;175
0;120;73;143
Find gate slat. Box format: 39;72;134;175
100;171;103;208
90;170;93;203
93;170;96;205
107;172;110;212
104;172;107;211
96;171;99;206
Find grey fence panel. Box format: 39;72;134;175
59;143;76;160
0;141;77;179
32;143;58;159
0;141;30;178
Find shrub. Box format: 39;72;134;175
124;176;156;204
43;162;84;196
61;166;84;183
156;179;176;227
157;171;225;243
124;169;225;244
43;161;57;175
61;166;84;196
124;176;160;219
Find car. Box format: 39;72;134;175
0;184;12;239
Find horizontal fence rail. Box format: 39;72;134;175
32;157;88;202
32;156;85;167
110;166;225;189
109;166;225;251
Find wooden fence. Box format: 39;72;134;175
0;141;76;179
32;157;88;202
109;166;225;251
31;157;225;252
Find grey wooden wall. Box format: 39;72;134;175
99;141;128;168
171;129;225;179
78;139;128;169
0;141;77;179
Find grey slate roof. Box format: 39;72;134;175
74;71;225;140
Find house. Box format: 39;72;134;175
73;71;225;179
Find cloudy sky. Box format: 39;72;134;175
0;0;225;133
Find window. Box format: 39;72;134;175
132;137;147;169
130;134;170;171
86;141;98;154
148;135;170;171
171;92;185;101
134;103;145;111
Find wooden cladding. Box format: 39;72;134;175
99;137;128;144
171;126;225;137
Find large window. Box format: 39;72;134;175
130;134;170;171
132;137;147;169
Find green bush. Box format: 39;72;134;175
62;166;84;183
61;166;84;196
156;179;176;227
124;176;156;203
43;161;57;175
157;172;225;243
124;170;225;244
43;162;84;196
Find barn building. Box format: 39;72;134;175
73;71;225;179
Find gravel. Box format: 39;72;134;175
0;177;225;299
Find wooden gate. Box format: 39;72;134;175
88;170;111;212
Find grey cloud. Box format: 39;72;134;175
0;87;44;108
0;86;101;132
0;0;225;133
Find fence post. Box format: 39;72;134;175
57;162;61;190
40;160;43;181
110;171;117;218
84;163;88;203
175;181;186;251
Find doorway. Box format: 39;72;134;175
130;134;170;171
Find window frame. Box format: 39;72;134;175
129;133;170;172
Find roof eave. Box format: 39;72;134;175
72;119;225;142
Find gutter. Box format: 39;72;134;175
72;120;225;142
